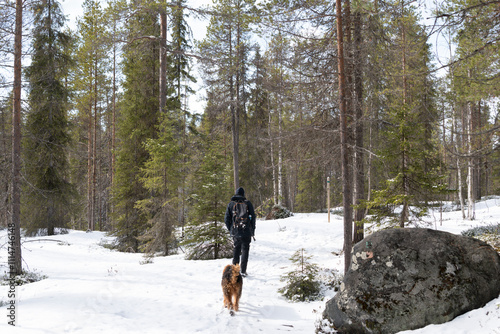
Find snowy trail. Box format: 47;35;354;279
1;198;500;333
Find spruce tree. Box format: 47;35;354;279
278;249;321;302
112;7;160;251
242;46;273;205
136;0;196;255
362;2;448;228
295;166;323;213
23;0;74;236
182;112;233;260
169;0;196;228
136;113;180;255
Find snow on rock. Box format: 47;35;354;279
324;228;500;333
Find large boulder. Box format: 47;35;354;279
324;228;500;333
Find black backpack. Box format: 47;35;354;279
232;200;249;232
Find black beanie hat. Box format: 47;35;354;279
236;187;245;196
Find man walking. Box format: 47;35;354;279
225;187;256;277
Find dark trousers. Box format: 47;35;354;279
232;237;251;274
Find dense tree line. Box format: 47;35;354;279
1;0;499;262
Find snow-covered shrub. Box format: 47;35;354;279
317;267;343;292
330;208;344;216
1;270;47;286
315;318;336;334
461;224;500;237
462;224;500;252
266;205;292;220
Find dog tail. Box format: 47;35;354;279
231;264;241;285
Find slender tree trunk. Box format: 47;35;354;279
236;18;242;190
277;104;283;206
345;2;354;216
453;107;465;219
93;59;98;230
10;0;23;276
111;24;117;189
353;10;365;243
229;27;239;190
159;10;167;114
466;100;475;220
474;102;481;200
458;156;465;218
365;121;373;217
336;0;353;274
275;33;284;207
87;100;93;231
400;1;409;228
269;104;277;205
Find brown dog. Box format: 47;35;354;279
221;264;243;315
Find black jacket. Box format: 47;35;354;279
225;194;256;239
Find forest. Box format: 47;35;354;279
1;0;499;262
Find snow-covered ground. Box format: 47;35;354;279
1;198;500;333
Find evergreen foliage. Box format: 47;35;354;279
0;270;48;286
240;46;274;205
8;0;500;253
23;0;74;236
198;0;257;189
70;0;113;231
360;3;450;228
295;166;324;213
135;0;195;256
112;9;160;252
182;121;233;260
136;113;181;255
278;249;321;302
266;204;292;220
461;223;500;252
462;224;500;238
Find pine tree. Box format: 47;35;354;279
0;95;12;228
264;32;290;208
444;0;500;218
72;0;112;231
198;0;256;189
10;0;23;276
23;0;74;236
